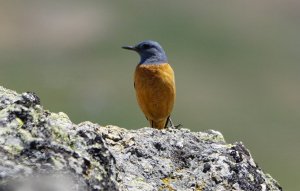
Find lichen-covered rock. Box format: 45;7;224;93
98;126;282;191
0;86;282;191
0;87;118;191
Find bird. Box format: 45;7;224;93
122;40;176;129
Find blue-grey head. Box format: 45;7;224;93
122;40;168;65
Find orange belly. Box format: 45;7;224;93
134;63;175;129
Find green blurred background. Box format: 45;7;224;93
0;1;299;190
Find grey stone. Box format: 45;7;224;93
0;86;282;191
0;87;118;191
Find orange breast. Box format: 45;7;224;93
134;63;175;129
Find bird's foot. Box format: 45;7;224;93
166;117;182;129
168;123;183;129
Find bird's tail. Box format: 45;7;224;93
149;118;168;129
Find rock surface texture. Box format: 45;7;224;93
0;86;282;191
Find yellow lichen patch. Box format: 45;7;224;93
51;125;70;143
195;183;205;191
17;128;33;142
3;144;23;155
15;118;24;127
159;177;176;191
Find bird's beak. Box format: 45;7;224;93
122;45;137;51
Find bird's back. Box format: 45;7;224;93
134;63;175;129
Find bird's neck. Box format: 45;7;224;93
139;54;168;65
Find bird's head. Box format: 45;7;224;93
122;40;168;65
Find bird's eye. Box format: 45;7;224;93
142;44;151;49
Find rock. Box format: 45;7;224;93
0;86;282;191
0;87;118;191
